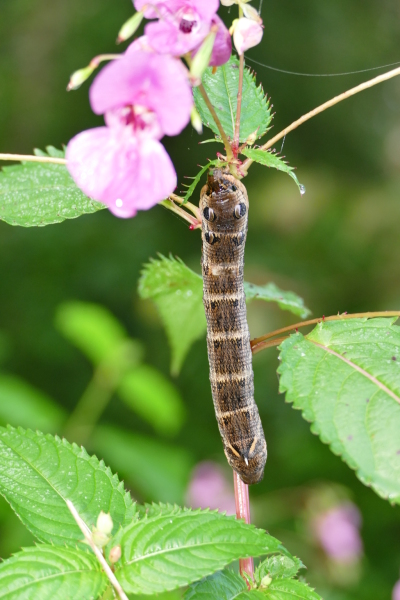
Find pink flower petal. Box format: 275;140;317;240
145;13;210;55
66;126;176;218
90;50;192;137
233;17;263;55
393;580;400;600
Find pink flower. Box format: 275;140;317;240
393;580;400;600
314;503;363;563
136;0;231;64
67;45;193;218
232;17;263;55
186;461;236;514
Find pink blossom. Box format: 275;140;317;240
186;461;236;514
138;0;231;63
90;49;193;137
314;502;363;563
66;112;177;218
232;17;263;55
393;580;400;600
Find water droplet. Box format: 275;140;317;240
115;199;123;208
299;184;306;196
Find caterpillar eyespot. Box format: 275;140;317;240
200;168;267;485
203;206;215;221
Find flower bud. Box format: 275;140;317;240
190;29;217;81
242;4;262;24
117;12;144;44
245;130;258;145
67;65;96;91
232;17;263;55
260;575;272;589
96;511;114;536
109;545;122;564
91;530;110;548
191;107;203;134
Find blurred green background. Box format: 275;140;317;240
1;0;400;598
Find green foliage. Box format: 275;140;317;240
139;256;206;375
0;426;136;545
244;282;310;319
183;160;220;203
185;569;265;599
139;256;310;373
194;56;272;142
278;318;400;504
0;374;65;432
114;505;280;595
0;147;105;227
93;426;193;504
255;555;304;583
118;365;186;436
240;148;302;193
263;579;322;599
0;545;107;599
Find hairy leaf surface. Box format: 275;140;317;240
185;569;264;599
263;579;321;599
0;148;105;227
0;427;136;545
194;56;271;142
139;256;310;373
0;545;107;600
278;318;400;504
255;555;304;583
114;506;280;594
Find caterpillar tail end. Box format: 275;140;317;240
224;438;267;485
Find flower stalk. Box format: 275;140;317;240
233;471;254;586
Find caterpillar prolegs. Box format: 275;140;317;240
200;168;267;485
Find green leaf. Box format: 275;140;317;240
240;148;303;193
138;255;206;375
244;283;310;319
255;555;305;583
118;365;186;436
0;374;66;432
92;426;193;504
139;256;310;373
0;426;136;546
194;56;272;142
183;160;220;203
185;569;265;600
114;505;281;595
34;146;66;158
0;150;105;227
55;301;142;367
263;578;322;599
278;318;400;504
0;545;107;600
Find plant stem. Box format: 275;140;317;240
241;65;400;171
233;471;254;586
160;199;201;229
250;310;400;352
233;54;245;155
0;153;66;164
251;335;289;355
198;83;234;160
66;500;129;600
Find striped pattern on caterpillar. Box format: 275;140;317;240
200;168;267;485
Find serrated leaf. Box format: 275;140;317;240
0;150;105;227
0;426;136;546
244;283;310;319
240;148;303;193
183;160;220;203
194;56;272;143
138;255;206;375
0;545;107;600
278;318;400;504
93;426;193;504
0;374;66;432
114;506;281;595
118;365;186;436
185;569;265;600
139;256;310;373
34;146;66;158
263;578;322;599
255;555;304;583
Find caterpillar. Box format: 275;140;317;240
200;167;267;485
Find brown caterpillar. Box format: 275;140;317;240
200;168;267;485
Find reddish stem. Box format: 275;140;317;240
233;471;254;586
233;54;245;156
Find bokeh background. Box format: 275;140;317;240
1;0;400;598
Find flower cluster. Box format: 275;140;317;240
221;0;263;55
67;0;262;218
